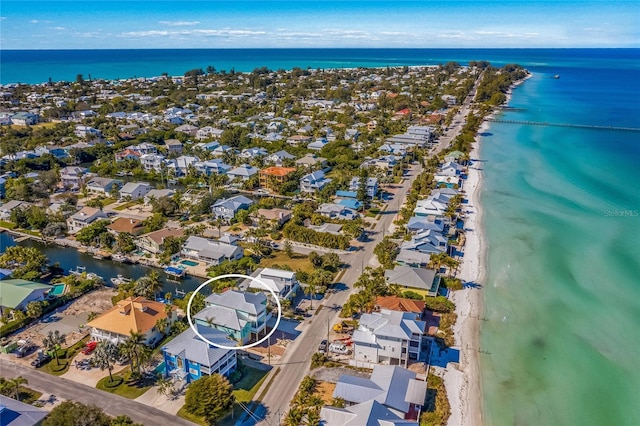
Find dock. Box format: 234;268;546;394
486;118;640;133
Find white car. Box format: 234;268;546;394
329;343;350;355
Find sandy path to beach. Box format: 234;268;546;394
443;139;486;426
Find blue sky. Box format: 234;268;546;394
1;1;638;49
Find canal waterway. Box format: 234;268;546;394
0;231;204;297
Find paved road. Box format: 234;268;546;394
256;164;421;425
0;360;196;426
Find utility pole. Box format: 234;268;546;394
268;334;271;366
326;318;330;355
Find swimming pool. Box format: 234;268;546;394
180;260;198;267
50;284;66;296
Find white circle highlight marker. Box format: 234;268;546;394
186;273;283;351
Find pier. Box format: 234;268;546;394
486;118;640;133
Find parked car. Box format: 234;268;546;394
318;340;328;352
329;343;350;355
15;342;36;358
31;352;52;367
81;341;98;355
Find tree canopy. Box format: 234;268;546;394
184;373;234;424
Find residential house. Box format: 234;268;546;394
136;228;185;254
162;324;237;384
242;268;300;300
363;155;399;173
181;236;244;265
85;177;122;195
413;198;448;218
395;249;431;269
307;138;329;151
352;309;427;367
165;139;183;156
194;141;221;152
132;143;158;155
66;207;108;234
400;229;448;255
331;365;426;419
406;217;444;234
259;167;296;192
196;126;224;141
0;200;31;221
194;290;268;344
140;154;166;172
10;112;39;126
295;153;327;169
227;164;259;182
167;155;199;176
309;222;343;235
0;279;53;315
87;297;177;347
194;159;231;176
286;134;312;146
239;147;268;160
349;177;379;198
0;177;5;199
119;182;152;201
438;161;464;177
175;124;199;137
318;203;359;221
0;394;48;426
300;170;331;194
444;150;465;164
320;400;418;426
384;265;441;297
374;296;426;315
144;188;176;205
74;125;102;139
107;217;145;236
254;208;292;226
35;145;69;160
115;149;142;162
212;195;254;220
212;145;233;157
59;166;88;189
265;150;295;166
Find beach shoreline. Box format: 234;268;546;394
443;133;486;426
443;73;531;426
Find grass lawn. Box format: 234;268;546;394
100;197;117;206
15;386;43;405
217;365;270;426
113;202;135;211
0;221;16;230
40;335;90;376
177;406;207;426
95;369;152;399
259;251;314;274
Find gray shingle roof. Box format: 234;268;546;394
162;324;236;367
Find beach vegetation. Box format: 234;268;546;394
421;370;451;426
423;296;455;314
183;373;235;425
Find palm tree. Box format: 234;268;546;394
10;376;27;401
42;330;66;366
122;330;145;375
156;376;174;398
136;270;163;300
93;341;119;382
155;318;169;336
388;284;404;297
303;282;319;310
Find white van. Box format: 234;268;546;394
329;343;350;355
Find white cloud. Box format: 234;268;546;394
51;27;66;31
159;20;200;27
121;28;266;38
29;19;52;24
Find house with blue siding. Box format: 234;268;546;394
194;290;268;344
162;325;237;384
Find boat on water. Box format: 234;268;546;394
70;266;104;283
112;253;133;264
110;274;133;286
164;266;186;279
553;74;560;79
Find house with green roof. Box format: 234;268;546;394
0;279;52;314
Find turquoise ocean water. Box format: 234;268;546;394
480;54;640;425
1;49;639;424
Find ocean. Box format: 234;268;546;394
479;51;640;425
1;48;639;425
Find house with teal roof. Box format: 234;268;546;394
0;279;52;314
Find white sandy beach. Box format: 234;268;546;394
443;136;487;426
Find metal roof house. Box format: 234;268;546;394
162;324;237;384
